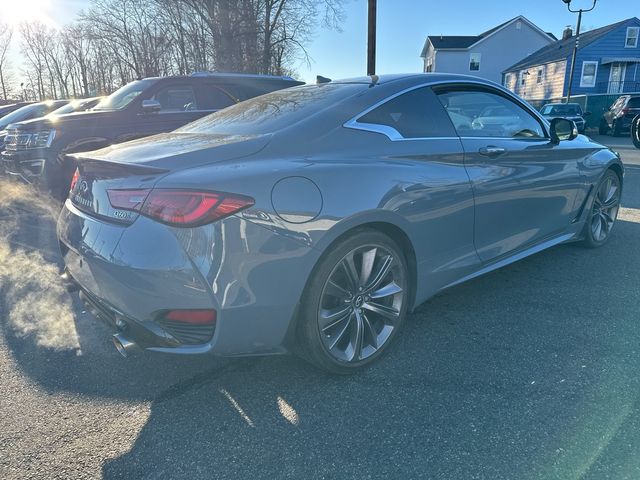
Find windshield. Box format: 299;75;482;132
94;79;156;111
541;104;582;116
179;83;365;135
0;104;47;130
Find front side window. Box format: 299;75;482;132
153;85;198;112
626;27;639;48
580;61;598;87
435;87;545;139
469;53;481;71
356;87;456;139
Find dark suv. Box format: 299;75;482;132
2;73;302;199
599;94;640;136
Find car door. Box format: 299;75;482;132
433;84;585;263
346;85;479;295
124;83;210;141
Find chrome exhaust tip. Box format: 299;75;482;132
112;333;137;358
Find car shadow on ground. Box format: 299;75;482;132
2;179;640;479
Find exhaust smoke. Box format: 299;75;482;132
0;180;80;351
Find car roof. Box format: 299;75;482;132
141;73;304;84
330;72;505;87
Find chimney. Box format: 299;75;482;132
562;26;573;40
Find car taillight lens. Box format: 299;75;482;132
107;189;254;227
164;309;217;325
70;168;80;192
107;189;151;212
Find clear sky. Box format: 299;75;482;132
2;0;639;84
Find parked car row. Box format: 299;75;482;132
0;73;303;200
537;94;640;139
47;73;624;373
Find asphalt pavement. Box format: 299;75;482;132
0;135;639;480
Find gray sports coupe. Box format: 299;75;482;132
57;73;623;373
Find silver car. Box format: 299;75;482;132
57;74;623;373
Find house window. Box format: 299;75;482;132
424;57;434;73
520;71;526;86
536;68;544;84
580;61;598;87
626;27;639;48
469;53;481;71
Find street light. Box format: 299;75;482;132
563;0;598;102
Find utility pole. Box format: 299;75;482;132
563;0;597;102
367;0;377;76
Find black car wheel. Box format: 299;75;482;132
579;169;621;248
599;119;609;135
611;119;622;137
298;230;409;374
632;115;640;149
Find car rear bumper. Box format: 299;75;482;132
57;199;319;356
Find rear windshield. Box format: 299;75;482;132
179;83;365;135
628;97;640;108
94;79;156;111
541;104;582;116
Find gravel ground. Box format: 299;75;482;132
0;135;639;480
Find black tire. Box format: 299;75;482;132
599;119;609;135
297;229;409;374
611;119;622;137
579;169;621;248
632;115;640;149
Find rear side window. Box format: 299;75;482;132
199;84;237;110
153;85;198;112
357;87;456;138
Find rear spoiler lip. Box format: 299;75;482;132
64;153;170;175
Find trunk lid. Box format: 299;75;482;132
69;132;270;223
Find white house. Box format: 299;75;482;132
420;16;556;85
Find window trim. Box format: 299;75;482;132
625;26;639;48
579;61;598;88
344;80;550;141
536;68;544;84
469;53;481;72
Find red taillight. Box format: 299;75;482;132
106;189;254;227
107;189;151;212
164;309;216;325
70;168;80;192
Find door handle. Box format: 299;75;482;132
478;146;506;157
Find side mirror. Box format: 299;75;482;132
141;99;161;114
583;111;592;116
550;118;578;144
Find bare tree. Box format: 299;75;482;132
0;22;13;100
12;0;344;100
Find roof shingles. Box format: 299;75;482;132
504;17;639;72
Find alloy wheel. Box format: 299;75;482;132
591;173;620;242
317;245;406;363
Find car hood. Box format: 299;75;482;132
9;110;115;131
71;131;272;170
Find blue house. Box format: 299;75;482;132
503;17;640;101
